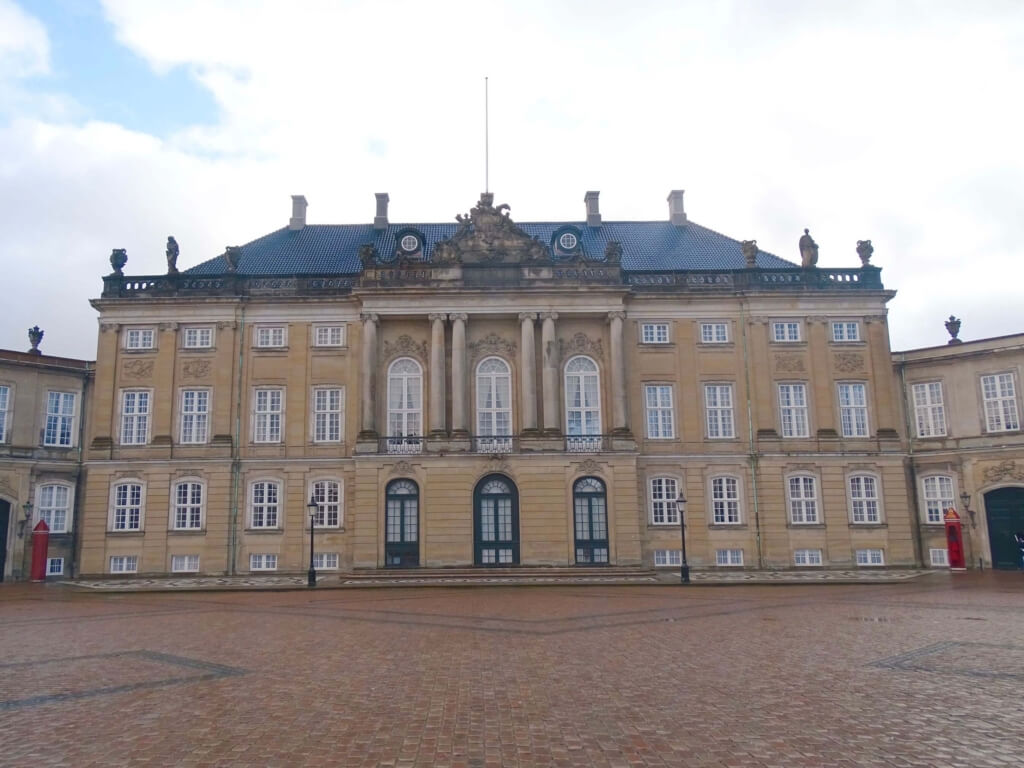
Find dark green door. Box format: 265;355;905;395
0;500;9;582
474;475;519;566
573;477;609;565
985;487;1024;569
385;479;419;567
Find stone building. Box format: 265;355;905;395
72;190;922;577
0;332;93;581
894;326;1024;569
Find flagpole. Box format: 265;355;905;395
485;76;489;194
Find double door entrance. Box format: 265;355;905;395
985;487;1024;569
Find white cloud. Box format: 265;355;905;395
0;0;49;78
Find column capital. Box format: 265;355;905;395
450;312;468;323
428;313;448;323
607;311;626;322
518;312;538;322
360;312;379;324
539;311;559;321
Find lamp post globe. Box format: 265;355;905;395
678;491;690;584
307;495;319;587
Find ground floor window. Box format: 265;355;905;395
793;548;822;566
929;548;949;567
715;548;744;566
46;557;64;575
314;552;339;569
250;553;278;571
855;548;884;566
110;555;138;574
653;549;681;567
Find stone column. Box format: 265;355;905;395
429;313;447;436
359;313;379;438
451;313;468;435
519;313;538;433
608;311;628;433
540;312;560;434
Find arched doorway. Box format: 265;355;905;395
573;477;609;565
473;475;519;566
984;487;1024;569
385;479;419;567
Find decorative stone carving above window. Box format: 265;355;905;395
833;352;866;373
182;360;212;380
559;333;603;362
390;461;415;477
469;333;517;363
983;460;1024;483
382;335;427;362
575;458;603;476
122;360;154;380
774;354;806;373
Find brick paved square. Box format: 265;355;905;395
1;573;1022;767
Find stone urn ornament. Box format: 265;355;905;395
28;325;43;355
110;248;128;276
945;315;962;344
798;229;818;268
856;239;873;266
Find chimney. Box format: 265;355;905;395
584;191;601;227
374;193;390;231
667;189;687;227
289;195;307;231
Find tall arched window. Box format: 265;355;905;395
387;358;422;454
476;357;512;452
565;356;601;451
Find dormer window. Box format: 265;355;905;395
400;234;419;253
558;232;578;250
394;229;425;260
551;226;583;259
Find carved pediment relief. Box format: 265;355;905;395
382;335;427;362
390;461;416;477
560;332;603;362
983;460;1024;484
469;333;517;363
433;193;549;266
574;458;603;476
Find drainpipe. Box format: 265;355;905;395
227;303;246;575
740;301;764;568
897;358;924;567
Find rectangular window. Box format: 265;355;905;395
704;384;735;438
644;384;675;439
251;481;280;528
125;328;155;349
929;548;949;567
922;476;954;524
180;390;210;444
0;384;9;442
788;476;819;524
249;553;278;571
772;321;801;342
778;383;809;438
794;549;823;566
182;327;213;348
653;549;682;567
171;555;199;573
831;322;860;342
173;482;203;530
313;387;343;443
650;477;679;524
44;391;76;447
46;557;64;575
855;548;884;566
254;388;283;442
37;484;70;533
314;325;345;347
912;382;947;437
120;391;150;445
715;549;744;566
109;555;139;574
112;483;142;531
312;480;342;527
314;552;340;569
700;322;729;344
255;326;286;348
711;476;740;524
849;476;880;524
641;323;670;344
838;383;869;437
981;373;1020;432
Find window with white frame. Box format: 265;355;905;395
912;382;946;437
838;383;869;437
314;552;340;569
855;548;884;566
311;479;342;528
649;477;679;524
387;358;423;444
476;357;512;444
849;475;881;524
313;387;343;443
0;384;9;442
250;553;278;571
929;548;949;567
171;555;199;573
43;391;76;447
788;475;819;524
47;557;64;575
36;483;71;533
644;384;675;439
109;555;138;574
704;384;735;438
314;325;345;347
794;548;823;566
172;481;203;530
182;327;213;349
778;383;809;438
715;549;744;566
255;326;286;348
711;476;741;524
772;321;801;342
250;481;281;528
981;373;1020;432
180;389;210;444
641;323;669;344
120;390;151;445
124;328;155;350
922;475;954;524
700;322;729;344
831;322;860;342
111;482;143;531
653;549;682;567
253;388;283;443
565;356;602;439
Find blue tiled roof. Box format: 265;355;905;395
186;220;796;275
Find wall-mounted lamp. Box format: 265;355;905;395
18;501;32;538
959;491;977;529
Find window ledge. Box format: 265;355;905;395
107;530;145;537
168;529;206;535
253;347;289;353
786;523;826;529
849;523;888;529
245;528;284;534
708;524;747;530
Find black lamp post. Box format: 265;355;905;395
678;491;690;584
307;495;319;587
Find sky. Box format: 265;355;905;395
1;0;1022;359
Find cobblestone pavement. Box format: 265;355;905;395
1;572;1022;767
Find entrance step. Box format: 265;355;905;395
344;566;656;581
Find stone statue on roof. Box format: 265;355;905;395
224;246;241;273
166;236;179;274
799;229;818;268
741;240;758;268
